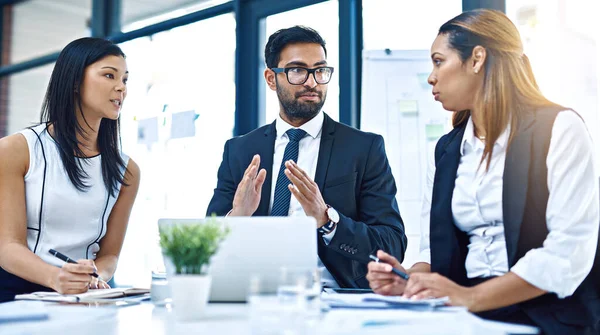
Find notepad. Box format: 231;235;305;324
322;292;449;310
0;301;49;323
15;288;150;303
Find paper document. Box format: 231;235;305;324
15;288;150;303
0;301;48;323
322;292;449;310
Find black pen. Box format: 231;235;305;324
49;249;99;278
369;254;410;280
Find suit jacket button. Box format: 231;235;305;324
351;249;357;255
344;246;350;252
340;244;346;250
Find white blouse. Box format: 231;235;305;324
20;124;128;267
418;111;599;298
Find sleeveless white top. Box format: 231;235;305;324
19;124;129;267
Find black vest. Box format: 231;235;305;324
430;107;600;333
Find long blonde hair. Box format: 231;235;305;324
439;9;559;169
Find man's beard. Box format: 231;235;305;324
276;85;326;123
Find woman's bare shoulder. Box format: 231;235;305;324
0;133;30;174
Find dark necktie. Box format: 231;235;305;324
270;128;307;216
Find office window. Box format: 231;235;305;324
361;0;462;267
362;0;462;51
506;0;600;171
3;64;54;135
121;0;229;32
9;0;91;64
261;0;340;125
115;14;236;287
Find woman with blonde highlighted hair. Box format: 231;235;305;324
367;9;599;334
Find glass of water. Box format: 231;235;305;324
276;267;322;334
278;266;322;320
278;267;320;301
247;274;281;335
150;271;171;306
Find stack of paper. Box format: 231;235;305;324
15;288;150;303
322;292;449;310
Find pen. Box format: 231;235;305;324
369;254;410;280
49;249;99;278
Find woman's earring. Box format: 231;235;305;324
474;68;479;74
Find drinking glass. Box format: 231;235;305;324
150;271;171;306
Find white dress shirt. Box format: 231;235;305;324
270;111;339;288
418;111;599;298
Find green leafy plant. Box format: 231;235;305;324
159;218;230;275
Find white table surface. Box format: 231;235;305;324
0;300;540;335
0;302;249;335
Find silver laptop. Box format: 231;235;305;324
157;217;318;302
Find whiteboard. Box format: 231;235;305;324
360;50;451;267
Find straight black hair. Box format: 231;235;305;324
40;37;127;197
264;25;327;69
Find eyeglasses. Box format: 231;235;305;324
271;66;334;85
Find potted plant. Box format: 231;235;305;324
159;218;229;321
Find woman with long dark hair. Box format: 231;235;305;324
366;9;599;334
0;37;140;302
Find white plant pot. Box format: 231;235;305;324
170;274;212;322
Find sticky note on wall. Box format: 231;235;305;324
397;100;419;116
425;123;446;141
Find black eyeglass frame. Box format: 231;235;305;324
270;66;335;85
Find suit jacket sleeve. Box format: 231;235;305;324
321;135;407;268
206;139;236;216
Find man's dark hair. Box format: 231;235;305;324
264;26;327;68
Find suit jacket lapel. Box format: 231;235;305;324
503;115;535;265
430;125;464;276
315;113;336;191
255;121;277;216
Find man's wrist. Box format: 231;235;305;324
318;220;337;235
229;207;250;216
317;205;339;234
316;212;329;227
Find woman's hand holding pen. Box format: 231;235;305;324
51;259;97;294
402;272;473;308
366;250;410;296
367;250;475;308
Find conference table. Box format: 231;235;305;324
0;299;540;335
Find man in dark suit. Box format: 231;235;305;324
206;26;406;288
